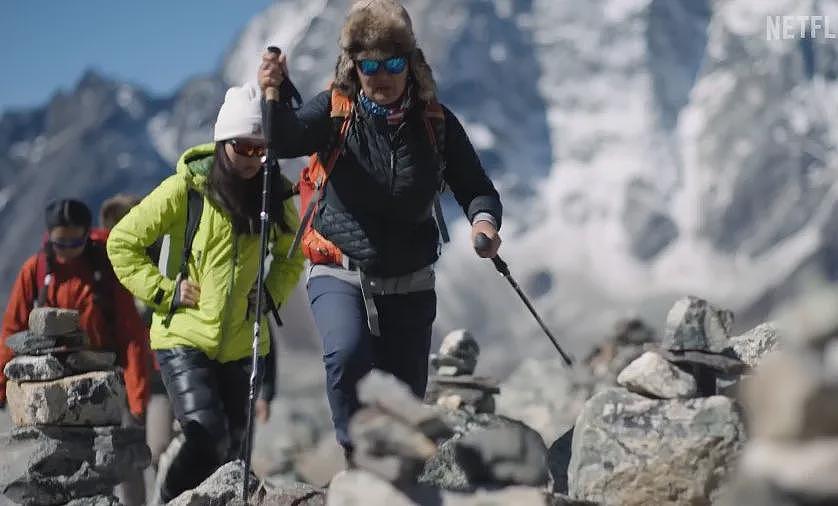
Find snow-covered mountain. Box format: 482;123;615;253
1;0;836;374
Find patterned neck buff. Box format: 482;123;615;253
358;86;413;126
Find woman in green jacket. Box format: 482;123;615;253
107;82;304;500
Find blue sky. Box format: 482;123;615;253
0;0;274;114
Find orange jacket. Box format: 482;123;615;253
0;236;150;417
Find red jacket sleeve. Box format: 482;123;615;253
1;256;38;404
114;284;150;417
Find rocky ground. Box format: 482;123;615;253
12;290;838;505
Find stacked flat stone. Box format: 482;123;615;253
350;370;453;484
0;307;149;506
426;330;499;414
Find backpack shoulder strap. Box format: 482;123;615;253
423;100;450;243
163;188;203;327
34;247;55;308
181;188;204;277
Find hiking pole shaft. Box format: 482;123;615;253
474;233;574;366
241;45;283;502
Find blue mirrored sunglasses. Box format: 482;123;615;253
50;235;87;250
356;56;408;76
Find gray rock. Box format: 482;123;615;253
3;355;67;382
421;411;542;492
568;388;746;505
662;296;734;352
350;407;438;484
454;423;548;487
327;470;440;506
327;470;555;506
28;308;80;337
4;330;85;356
726;322;780;368
741;351;838;440
7;371;125;427
250;481;325;506
739;439;838;500
167;460;259;506
617;351;698;399
444;487;549;506
357;370;451;440
430;330;480;377
64;351;116;373
0;426;149;506
547;428;573;494
61;496;121;506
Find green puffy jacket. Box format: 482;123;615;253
107;143;305;362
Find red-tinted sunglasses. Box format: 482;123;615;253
228;139;266;158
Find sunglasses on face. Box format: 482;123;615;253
356;56;408;76
228;139;266;158
50;235;87;250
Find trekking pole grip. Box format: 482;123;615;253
474;232;509;275
265;46;282;103
474;232;492;255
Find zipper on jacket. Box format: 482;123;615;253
219;233;239;357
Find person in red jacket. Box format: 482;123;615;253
0;199;150;420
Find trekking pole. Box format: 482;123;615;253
241;45;285;502
474;233;574;366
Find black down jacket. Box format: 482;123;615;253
268;90;502;277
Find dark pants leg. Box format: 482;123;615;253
375;289;436;398
218;356;263;460
156;347;261;501
308;276;375;449
307;275;436;449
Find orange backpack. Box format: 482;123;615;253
288;89;449;265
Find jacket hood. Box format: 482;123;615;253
175;143;216;190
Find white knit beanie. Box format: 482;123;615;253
213;82;264;142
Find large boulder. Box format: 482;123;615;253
617;351;697;399
0;426;149;506
6;371;125;426
568;388;745;505
3;355;67;382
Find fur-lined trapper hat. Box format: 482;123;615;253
334;0;438;102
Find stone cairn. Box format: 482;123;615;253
0;307;150;506
566;296;756;505
425;330;499;414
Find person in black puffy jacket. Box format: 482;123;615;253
258;0;503;463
